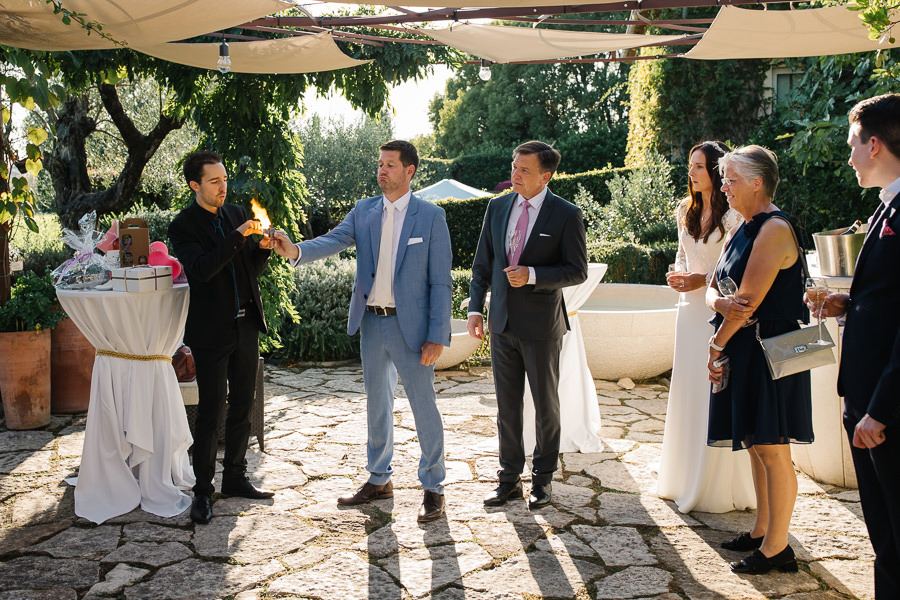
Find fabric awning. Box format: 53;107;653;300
418;23;688;63
414;179;487;202
685;5;899;60
0;0;290;51
135;32;370;74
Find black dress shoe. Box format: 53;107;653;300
190;494;212;524
731;546;798;574
417;490;445;522
528;483;552;509
483;481;523;506
221;477;275;500
722;532;764;552
337;481;394;506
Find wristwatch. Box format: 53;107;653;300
709;336;725;352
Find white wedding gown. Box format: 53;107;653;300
656;207;756;514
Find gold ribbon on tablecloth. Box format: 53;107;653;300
96;349;172;362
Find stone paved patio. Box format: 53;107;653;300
0;363;874;599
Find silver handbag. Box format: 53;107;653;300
755;321;835;379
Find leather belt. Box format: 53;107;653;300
366;305;397;316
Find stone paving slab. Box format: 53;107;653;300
0;362;877;599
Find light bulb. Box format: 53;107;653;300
478;59;492;82
217;41;231;74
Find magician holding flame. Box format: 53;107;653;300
169;150;275;525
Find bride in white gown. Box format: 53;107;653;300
657;141;756;514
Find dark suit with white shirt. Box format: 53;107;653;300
838;188;900;598
469;189;587;485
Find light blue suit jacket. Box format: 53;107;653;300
295;194;453;352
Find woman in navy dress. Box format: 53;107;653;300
705;145;813;574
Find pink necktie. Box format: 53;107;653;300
507;200;531;265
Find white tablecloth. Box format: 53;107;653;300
523;263;608;453
57;285;195;523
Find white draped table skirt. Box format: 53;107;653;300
523;263;608;454
57;285;195;524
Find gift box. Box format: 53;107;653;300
119;218;150;267
111;266;173;293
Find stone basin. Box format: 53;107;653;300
434;319;483;371
580;283;678;381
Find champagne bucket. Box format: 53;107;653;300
812;226;866;277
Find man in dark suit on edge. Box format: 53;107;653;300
813;94;900;599
467;140;587;509
169;151;275;525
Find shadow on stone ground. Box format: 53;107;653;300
0;362;873;599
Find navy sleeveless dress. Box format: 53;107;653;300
708;211;814;451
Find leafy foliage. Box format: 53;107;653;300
625;37;768;165
295;112;393;236
749;51;897;241
429;15;631;173
597;153;678;244
0;269;65;332
274;257;359;363
587;239;677;284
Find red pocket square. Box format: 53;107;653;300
880;220;896;238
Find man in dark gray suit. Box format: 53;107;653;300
467;141;587;509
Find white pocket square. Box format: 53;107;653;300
539;233;551;237
408;237;424;245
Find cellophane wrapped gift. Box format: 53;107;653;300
51;211;117;289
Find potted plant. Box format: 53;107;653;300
0;270;66;429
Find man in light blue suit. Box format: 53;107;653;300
271;140;452;522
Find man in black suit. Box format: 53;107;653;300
169;151;275;525
467;141;587;509
816;94;900;598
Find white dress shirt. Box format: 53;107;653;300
367;191;411;308
879;176;900;207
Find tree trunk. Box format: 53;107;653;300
0;221;9;306
48;85;184;229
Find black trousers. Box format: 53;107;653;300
191;315;259;495
844;406;900;599
491;329;562;486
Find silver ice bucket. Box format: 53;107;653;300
812;225;866;277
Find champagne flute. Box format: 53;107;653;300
806;277;832;346
718;276;757;327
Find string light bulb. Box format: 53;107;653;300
478;59;492;81
217;40;231;74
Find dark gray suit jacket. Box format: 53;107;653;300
468;189;587;341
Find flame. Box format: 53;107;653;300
250;199;271;231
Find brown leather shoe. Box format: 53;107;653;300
337;481;393;506
417;490;445;522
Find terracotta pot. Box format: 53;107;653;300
0;329;51;429
50;317;94;413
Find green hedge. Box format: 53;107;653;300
436;166;629;270
417;157;453;188
274;257;360;363
553;167;630;208
588;240;678;284
449;152;512;191
435;195;492;269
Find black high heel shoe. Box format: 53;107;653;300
730;546;798;574
721;532;764;552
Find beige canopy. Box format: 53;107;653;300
0;0;290;51
685;5;899;60
135;33;370;74
418;23;688;63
